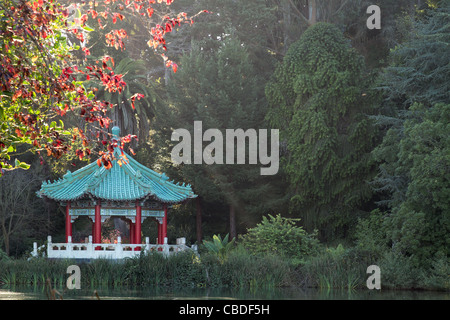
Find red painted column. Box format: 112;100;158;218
157;220;162;245
91;220;95;242
94;201;101;248
135;203;142;250
130;221;135;244
65;201;72;243
163;204;168;242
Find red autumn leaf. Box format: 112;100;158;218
76;32;84;42
76;149;84;160
102;55;114;67
130;93;144;109
103;158;112;170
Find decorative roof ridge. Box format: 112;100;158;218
123;153;194;194
125;152;167;182
116;149;155;192
85;165;107;190
40;161;97;191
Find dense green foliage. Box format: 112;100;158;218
203;234;235;264
241;214;320;261
389;103;449;267
265;22;377;238
1;0;448;291
154;37;288;237
0;252;291;290
368;3;450;274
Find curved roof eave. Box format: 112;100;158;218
37;147;197;204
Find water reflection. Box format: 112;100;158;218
0;285;448;300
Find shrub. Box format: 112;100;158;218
202;234;235;264
378;250;422;289
420;252;450;290
355;209;390;256
240;214;321;261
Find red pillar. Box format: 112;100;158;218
135;203;142;250
94;201;101;247
130;221;135;244
91;220;95;242
162;204;168;242
65;201;72;243
157;220;162;245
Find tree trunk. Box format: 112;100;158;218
282;0;292;55
164;61;171;86
309;0;317;25
229;204;236;240
196;197;202;244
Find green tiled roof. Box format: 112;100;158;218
37;128;196;203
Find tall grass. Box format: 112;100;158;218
2;244;446;291
299;245;377;290
0;250;293;290
0;258;74;287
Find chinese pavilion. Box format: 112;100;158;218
37;126;197;251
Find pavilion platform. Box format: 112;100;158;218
32;236;198;260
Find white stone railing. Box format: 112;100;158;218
31;236;197;260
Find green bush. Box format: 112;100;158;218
378;250;422;289
203;234;235;264
355;209;390;255
420;252;450;290
240;214;321;262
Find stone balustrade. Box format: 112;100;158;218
31;236;198;260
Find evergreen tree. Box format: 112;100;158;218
265;22;377;240
372;2;449;209
371;3;450;267
387;103;450;267
155;37;288;239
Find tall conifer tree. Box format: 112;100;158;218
265;22;377;239
155;37;287;239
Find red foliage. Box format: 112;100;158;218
0;0;206;172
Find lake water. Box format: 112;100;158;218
0;285;448;300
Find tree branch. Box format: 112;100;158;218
287;0;310;25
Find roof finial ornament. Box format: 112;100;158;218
112;126;120;141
